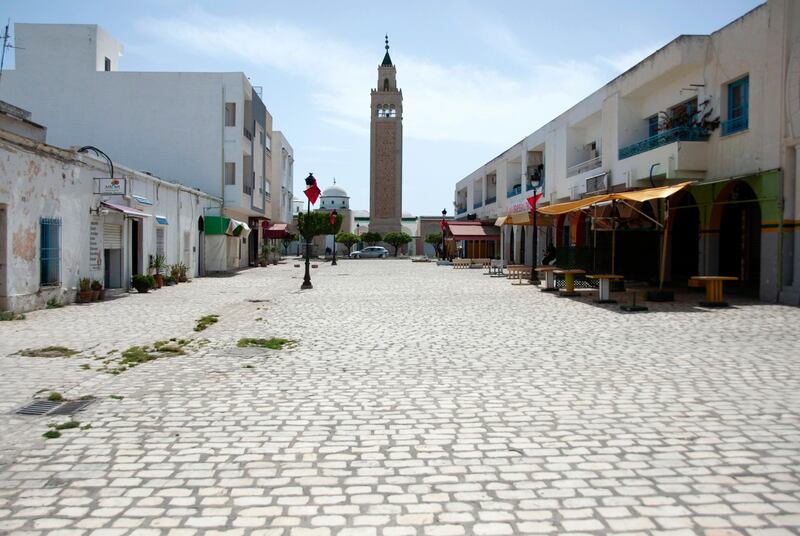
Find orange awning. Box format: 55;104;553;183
537;182;693;216
537;194;610;215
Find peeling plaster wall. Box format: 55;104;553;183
0;130;221;312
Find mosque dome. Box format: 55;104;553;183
320;183;350;210
322;185;349;198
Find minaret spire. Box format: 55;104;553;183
381;34;393;66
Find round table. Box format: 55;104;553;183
554;269;586;297
535;266;560;292
690;276;738;307
587;274;624;303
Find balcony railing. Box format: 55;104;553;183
721;115;748;136
456;206;467;215
507;185;522;198
473;200;483;209
619;126;710;160
567;155;602;177
485;196;497;205
526;183;535;191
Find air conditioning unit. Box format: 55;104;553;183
585;173;607;194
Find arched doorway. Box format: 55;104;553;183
716;181;760;293
197;216;205;277
669;191;700;284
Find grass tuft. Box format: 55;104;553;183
42;430;61;439
237;337;295;350
19;346;78;358
194;314;219;332
54;420;80;430
0;311;26;321
46;298;64;309
47;392;64;402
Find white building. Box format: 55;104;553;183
270;132;295;225
453;0;800;303
0;23;293;268
0;105;221;312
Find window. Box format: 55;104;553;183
389;105;396;118
156;227;166;258
383;78;390;91
225;162;236;185
723;75;749;135
40;218;61;286
669;97;697;128
104;57;111;71
647;115;659;137
225;102;236;127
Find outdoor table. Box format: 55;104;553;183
507;265;532;285
587;274;624;303
690;276;738;307
554;268;586;296
535;266;560;292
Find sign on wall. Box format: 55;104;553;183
94;177;126;195
89;220;101;270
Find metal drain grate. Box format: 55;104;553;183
48;400;94;415
15;399;94;416
15;400;61;416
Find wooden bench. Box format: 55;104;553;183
489;259;506;276
507;264;532;285
452;258;471;269
472;258;491;270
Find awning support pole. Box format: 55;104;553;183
617;200;663;228
611;200;617;275
659;198;670;290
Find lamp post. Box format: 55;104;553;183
529;175;543;284
301;173;316;290
441;208;447;260
331;209;338;266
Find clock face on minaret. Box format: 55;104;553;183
369;35;403;234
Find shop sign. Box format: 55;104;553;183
94;177;126;195
89;220;101;270
507;202;529;214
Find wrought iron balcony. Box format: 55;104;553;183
618;126;710;160
721;115;748;136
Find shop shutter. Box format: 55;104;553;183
103;223;122;249
156;228;165;257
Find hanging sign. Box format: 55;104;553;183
94;177;126;195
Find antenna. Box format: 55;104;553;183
0;19;22;89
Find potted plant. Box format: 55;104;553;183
259;244;269;267
164;275;176;286
90;279;103;301
150;254;166;288
131;275;150;293
270;246;280;265
176;262;188;283
170;264;181;283
147;275;157;290
78;278;93;303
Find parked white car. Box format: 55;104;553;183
350;246;389;259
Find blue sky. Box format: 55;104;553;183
2;0;763;216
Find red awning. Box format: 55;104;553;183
101;201;150;218
264;223;289;239
446;221;501;241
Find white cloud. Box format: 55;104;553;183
137;9;611;145
598;43;664;73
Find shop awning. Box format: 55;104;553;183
155;215;168;225
131;194;153;206
494;216;509;227
537;182;693;215
264;223;289;239
229;219;251;238
509;212;533;225
447;222;500;241
101;201;150;218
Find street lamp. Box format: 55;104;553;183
529;171;543;284
331;209;338;266
301;173;316;290
441;208;447;260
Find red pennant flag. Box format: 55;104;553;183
440;218;446;231
527;192;543;212
304;178;321;205
329;211;336;225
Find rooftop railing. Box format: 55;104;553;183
567;155;602;177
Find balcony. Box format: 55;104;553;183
473;200;483;209
721;115;748;136
456;205;467;215
485;196;497;205
507;185;522;198
567;155;601;177
619;126;710;160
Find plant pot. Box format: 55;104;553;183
178;275;188;283
133;285;149;293
92;290;101;301
78;290;93;303
154;274;164;288
98;289;105;300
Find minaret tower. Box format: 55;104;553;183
369;35;403;233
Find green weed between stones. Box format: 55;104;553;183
43;420;84;439
101;339;190;375
42;430;60;439
46;298;64;309
110;395;124;400
237;338;295;350
0;311;25;321
194;315;219;332
47;392;64;402
18;346;78;358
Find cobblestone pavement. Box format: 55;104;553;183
0;260;799;536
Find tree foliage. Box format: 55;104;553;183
336;232;360;254
361;231;382;246
424;232;443;258
297;211;343;240
383;231;413;257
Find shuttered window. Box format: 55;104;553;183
156;227;166;258
103;223;122;249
